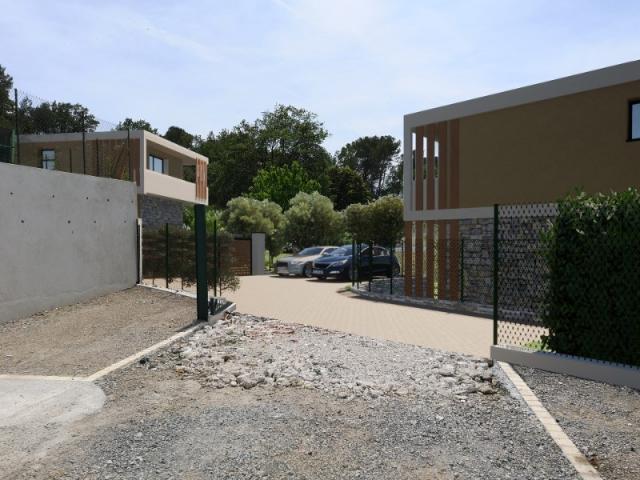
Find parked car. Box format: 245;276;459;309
311;244;400;280
275;246;339;277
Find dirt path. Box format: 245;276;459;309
0;287;196;377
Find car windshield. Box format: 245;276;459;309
297;247;323;256
330;247;352;257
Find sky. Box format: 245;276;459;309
2;0;640;153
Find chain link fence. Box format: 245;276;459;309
496;197;640;367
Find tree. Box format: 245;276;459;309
344;195;403;246
256;104;332;178
164;125;194;148
381;158;403;196
199;105;334;208
326;166;371;210
248;161;321;210
221;196;286;255
0;64;13;128
283;192;344;249
19;99;98;134
115;118;158;134
199;122;262;208
336;135;401;198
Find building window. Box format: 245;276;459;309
147;154;166;173
42;149;55;170
630;101;640;141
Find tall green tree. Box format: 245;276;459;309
336;135;401;198
199;121;262;208
256;104;332;178
115;118;157;133
284;192;344;249
249;161;321;210
326;166;371;210
0;65;13;128
164;125;194;148
381;159;403;196
19;99;98;133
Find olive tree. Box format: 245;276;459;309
221;196;286;255
283;192;344;249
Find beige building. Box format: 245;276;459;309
18;129;208;226
402;59;640;300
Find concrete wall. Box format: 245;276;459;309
459;80;640;207
0;163;138;323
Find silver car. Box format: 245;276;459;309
275;246;338;277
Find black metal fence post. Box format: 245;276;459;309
368;241;373;292
127;128;132;182
389;240;394;295
213;219;218;297
460;238;465;302
194;204;208;320
356;243;361;288
13;88;20;165
165;223;170;289
492;204;499;345
82;114;86;174
351;239;355;286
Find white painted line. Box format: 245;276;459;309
498;362;602;480
85;322;204;382
84;300;236;382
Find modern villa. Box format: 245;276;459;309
402;59;640;301
18;129;209;227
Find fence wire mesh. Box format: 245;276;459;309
496;200;640;367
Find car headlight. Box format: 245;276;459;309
330;259;348;266
290;260;304;265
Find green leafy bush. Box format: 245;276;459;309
283;191;344;248
541;189;640;365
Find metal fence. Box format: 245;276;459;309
495;201;640;367
376;200;639;368
142;223;242;296
1;88;135;182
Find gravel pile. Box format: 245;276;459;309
177;312;497;400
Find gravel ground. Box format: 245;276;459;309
0;286;196;376
515;365;640;480
8;313;580;480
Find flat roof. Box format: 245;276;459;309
18;129;208;163
405;59;640;129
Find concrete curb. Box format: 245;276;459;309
497;362;602;480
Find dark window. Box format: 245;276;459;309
630;101;640;141
147;154;166;173
42;149;55;170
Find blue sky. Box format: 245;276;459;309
2;0;640;153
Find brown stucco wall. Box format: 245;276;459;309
458;80;640;207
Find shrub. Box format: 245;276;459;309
344;195;403;247
284;191;344;248
221;196;286;255
541;189;640;365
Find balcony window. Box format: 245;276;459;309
630;101;640;141
147;154;166;174
41;149;55;170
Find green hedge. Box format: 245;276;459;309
541;189;640;366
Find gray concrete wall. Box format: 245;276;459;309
139;194;184;228
0;163;138;323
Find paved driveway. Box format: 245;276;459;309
226;275;493;358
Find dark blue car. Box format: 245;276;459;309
311;244;400;280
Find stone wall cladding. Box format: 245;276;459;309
459;218;494;306
140;195;184;229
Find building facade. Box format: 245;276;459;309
402;59;640;301
18;129;208;227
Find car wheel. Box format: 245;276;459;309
303;264;312;278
